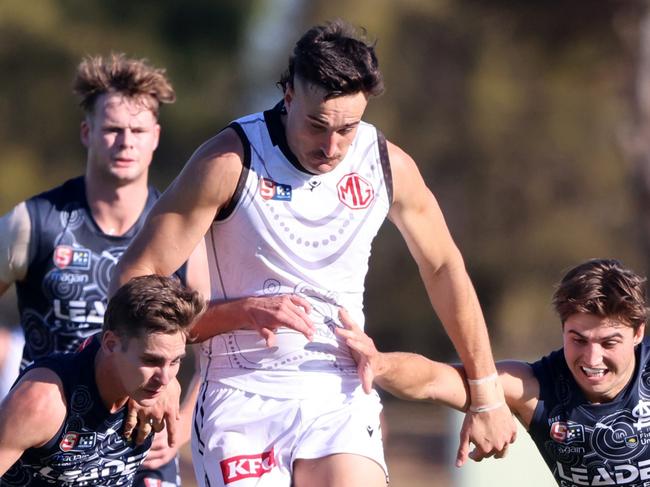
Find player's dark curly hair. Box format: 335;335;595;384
553;259;648;329
278;19;384;99
73;52;175;118
104;275;204;341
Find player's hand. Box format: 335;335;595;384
335;308;379;394
456;404;516;466
241;294;315;347
124;379;181;446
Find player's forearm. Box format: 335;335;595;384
189;297;254;342
374;352;469;410
423;258;496;379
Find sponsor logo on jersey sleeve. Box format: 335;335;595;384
337;173;374;209
260;178;292;201
220;448;276;483
550;421;584;444
53;246;91;270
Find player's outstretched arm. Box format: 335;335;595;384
337;309;541;434
0;368;66;475
336;308;469;408
386;141;516;465
110;128;244;296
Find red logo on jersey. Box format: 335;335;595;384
54;245;73;269
220;448;276;484
144;479;162;487
337;173;374;209
60;432;79;452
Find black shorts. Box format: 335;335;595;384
133;456;180;487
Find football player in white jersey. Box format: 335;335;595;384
113;20;516;487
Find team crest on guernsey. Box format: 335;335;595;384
337;173;374;209
53;245;91;270
259;177;292;201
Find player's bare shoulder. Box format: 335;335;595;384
497;360;540;429
0;367;66;448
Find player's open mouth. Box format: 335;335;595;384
581;366;608;378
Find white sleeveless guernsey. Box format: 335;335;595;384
202;104;392;398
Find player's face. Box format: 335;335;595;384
283;78;368;174
563;313;644;404
114;331;186;407
81;93;160;185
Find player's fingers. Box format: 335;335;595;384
123;400;139;439
150;417;165;434
165;413;178;448
338;308;360;331
261;328;276;347
289;294;313;315
361;362;374;394
494;443;509;459
456;430;471;467
135;419;153;445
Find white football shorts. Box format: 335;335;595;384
191;381;388;486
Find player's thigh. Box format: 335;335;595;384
293;453;387;487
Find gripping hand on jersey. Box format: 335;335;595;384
335;308;377;394
240;294;315;347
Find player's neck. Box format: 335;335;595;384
85;175;149;236
94;349;129;413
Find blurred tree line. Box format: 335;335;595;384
0;0;645;361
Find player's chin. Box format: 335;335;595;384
134;388;164;405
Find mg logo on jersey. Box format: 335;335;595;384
633;399;650;430
337;173;374;209
550;421;585;444
53;246;91;270
259;177;292;201
220;448;276;484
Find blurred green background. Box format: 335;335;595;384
1;0;646;362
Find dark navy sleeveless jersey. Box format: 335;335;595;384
15;176;185;368
529;337;650;486
0;336;152;486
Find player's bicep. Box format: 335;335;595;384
0;369;66;474
114;129;244;287
0;202;31;288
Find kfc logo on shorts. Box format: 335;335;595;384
220;448;276;483
550;421;584;445
337;173;374;209
53;245;91;270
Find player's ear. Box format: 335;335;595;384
80;119;90;147
634;324;645;346
284;83;294;110
102;330;121;354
